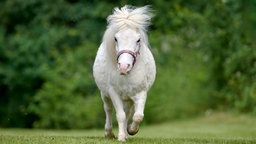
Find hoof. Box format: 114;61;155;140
127;125;139;136
118;138;127;142
105;131;115;138
118;134;127;142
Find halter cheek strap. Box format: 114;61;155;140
116;49;140;66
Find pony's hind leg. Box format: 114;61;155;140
124;100;134;123
101;93;115;138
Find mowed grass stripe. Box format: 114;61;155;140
1;135;255;144
1;113;256;144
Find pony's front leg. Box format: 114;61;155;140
109;87;127;142
101;93;115;138
128;91;147;135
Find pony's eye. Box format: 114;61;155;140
114;37;117;42
136;39;141;43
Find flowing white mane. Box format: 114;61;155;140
107;5;153;31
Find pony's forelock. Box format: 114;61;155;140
107;5;153;31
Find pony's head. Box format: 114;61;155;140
104;5;153;75
114;29;141;75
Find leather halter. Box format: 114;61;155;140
117;49;140;66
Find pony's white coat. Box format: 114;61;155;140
93;5;156;141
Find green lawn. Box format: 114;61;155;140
1;113;256;144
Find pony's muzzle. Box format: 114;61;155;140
118;63;131;75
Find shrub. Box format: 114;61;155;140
28;42;104;129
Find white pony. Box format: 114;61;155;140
93;5;156;142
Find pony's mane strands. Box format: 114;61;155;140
107;5;153;31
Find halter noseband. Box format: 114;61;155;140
117;50;140;66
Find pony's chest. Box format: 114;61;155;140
109;70;147;96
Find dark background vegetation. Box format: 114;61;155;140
0;0;255;129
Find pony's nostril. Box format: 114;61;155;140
118;63;123;69
118;63;131;75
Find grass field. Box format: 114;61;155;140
1;112;256;144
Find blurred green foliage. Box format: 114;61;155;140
0;0;255;128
